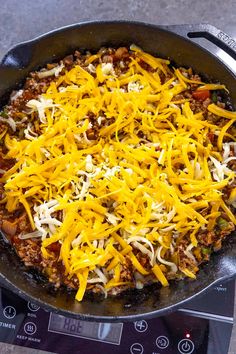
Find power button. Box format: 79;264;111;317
178;339;195;354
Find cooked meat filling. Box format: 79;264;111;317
0;46;236;301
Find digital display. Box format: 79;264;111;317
48;313;123;345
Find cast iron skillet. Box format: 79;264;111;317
0;21;236;322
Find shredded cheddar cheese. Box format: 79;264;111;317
1;46;235;301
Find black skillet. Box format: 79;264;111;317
0;21;236;322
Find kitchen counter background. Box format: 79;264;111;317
0;0;235;353
0;0;236;59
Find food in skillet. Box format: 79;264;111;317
0;46;235;301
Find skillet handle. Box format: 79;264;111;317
164;24;236;61
1;42;33;68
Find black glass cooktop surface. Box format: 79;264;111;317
0;279;234;354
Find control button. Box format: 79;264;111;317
134;320;148;333
178;339;195;354
130;343;144;354
156;335;169;349
3;306;16;319
27;301;40;312
24;322;37;335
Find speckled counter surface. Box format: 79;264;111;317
0;0;236;59
0;1;235;353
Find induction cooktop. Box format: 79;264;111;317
0;279;234;354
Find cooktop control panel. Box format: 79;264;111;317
0;280;234;354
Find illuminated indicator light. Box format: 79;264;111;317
186;333;191;338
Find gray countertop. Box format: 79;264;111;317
0;0;236;59
0;1;235;353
